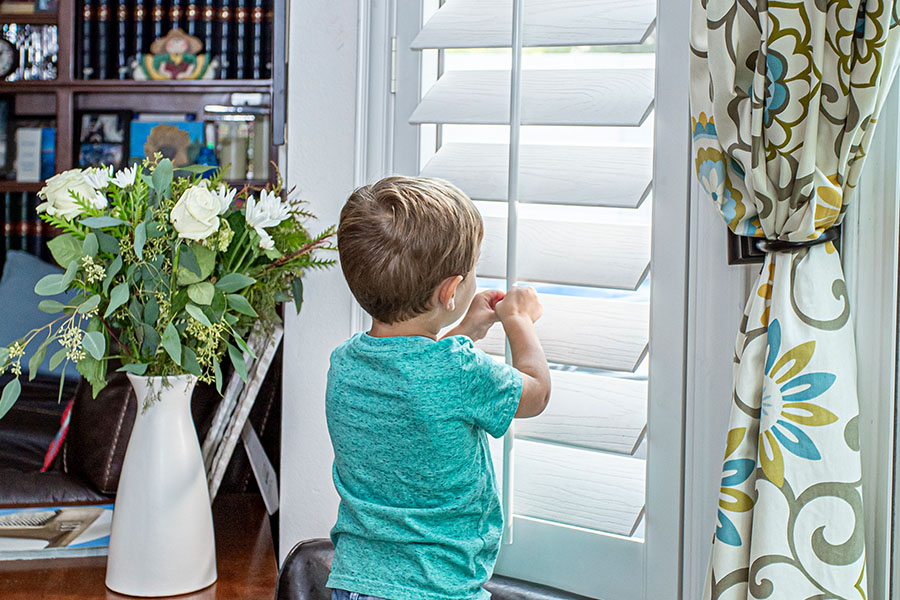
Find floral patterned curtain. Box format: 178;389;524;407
690;1;900;598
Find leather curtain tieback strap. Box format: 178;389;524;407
756;227;840;253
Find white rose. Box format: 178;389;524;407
37;169;108;220
170;185;221;241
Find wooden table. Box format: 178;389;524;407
0;494;278;599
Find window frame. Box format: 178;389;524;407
358;1;692;597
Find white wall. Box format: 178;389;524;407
279;0;360;562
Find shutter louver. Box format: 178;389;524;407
409;69;655;126
411;0;656;49
420;143;652;208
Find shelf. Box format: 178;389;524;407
0;12;57;25
0;181;43;193
0;80;273;93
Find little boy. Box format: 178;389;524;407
326;176;550;600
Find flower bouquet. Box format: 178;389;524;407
0;157;334;412
0;156;334;596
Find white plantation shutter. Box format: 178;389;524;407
383;0;689;597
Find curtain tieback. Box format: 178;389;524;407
756;227;840;253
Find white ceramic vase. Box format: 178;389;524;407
105;374;217;597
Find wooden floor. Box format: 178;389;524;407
0;494;277;599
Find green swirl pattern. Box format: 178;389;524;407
691;0;900;598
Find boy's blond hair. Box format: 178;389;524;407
338;176;483;324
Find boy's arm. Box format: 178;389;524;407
441;290;505;342
496;288;551;418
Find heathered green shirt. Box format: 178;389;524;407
325;333;523;600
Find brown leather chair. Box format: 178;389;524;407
275;539;596;600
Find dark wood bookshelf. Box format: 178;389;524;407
0;181;44;193
0;2;281;189
0;12;57;25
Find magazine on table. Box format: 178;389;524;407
0;503;113;560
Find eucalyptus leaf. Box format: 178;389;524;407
0;378;21;420
141;324;160;355
185;303;212;326
47;234;82;268
39;300;66;314
226;294;258;317
0;347;9;366
224;313;239;326
232;331;257;360
82;331;106;360
181;346;202;377
117;363;149;375
134;222;147;260
146;221;165;238
152;159;174;198
178;244;202;279
49;348;67;371
175;164;218;175
105;283;130;318
77;295;102;314
210;291;227;322
34;273;66;296
79;216;129;228
228;343;248;383
144;297;159;326
170;290;189;315
215;273;256;293
188;281;215;305
103;255;123;294
161;322;182;365
291;277;304;314
213;359;223;394
61;260;78;288
28;337;51;381
82;232;99;257
95;230;120;254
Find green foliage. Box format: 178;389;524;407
1;160;335;420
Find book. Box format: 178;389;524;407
133;0;146;56
186;0;200;37
39;127;54;180
216;0;232;78
169;0;184;31
2;192;12;251
81;0;94;79
0;99;8;175
34;0;58;10
151;0;165;41
129;120;204;166
0;1;35;14
0;504;114;561
14;127;41;182
96;0;111;79
133;112;196;122
117;0;129;79
263;0;272;78
16;191;27;250
250;0;263;79
234;0;247;78
201;0;214;53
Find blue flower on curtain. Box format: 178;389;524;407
759;320;839;487
763;52;789;127
716;454;755;546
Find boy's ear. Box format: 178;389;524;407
435;275;464;311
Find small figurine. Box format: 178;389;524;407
132;29;218;81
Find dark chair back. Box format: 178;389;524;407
275;539;598;600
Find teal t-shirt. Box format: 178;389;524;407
325;333;523;600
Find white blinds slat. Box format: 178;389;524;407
476;294;649;372
409;69;654;126
514;440;644;535
479;216;650;290
515;371;647;455
421;143;652;208
412;0;655;49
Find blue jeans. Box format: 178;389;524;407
331;590;387;600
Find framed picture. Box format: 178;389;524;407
75;111;130;170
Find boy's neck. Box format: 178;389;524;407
369;311;447;340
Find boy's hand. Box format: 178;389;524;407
495;286;543;324
443;290;505;342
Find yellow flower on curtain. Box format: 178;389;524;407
758;320;839;488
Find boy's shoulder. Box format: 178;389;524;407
329;333;480;367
